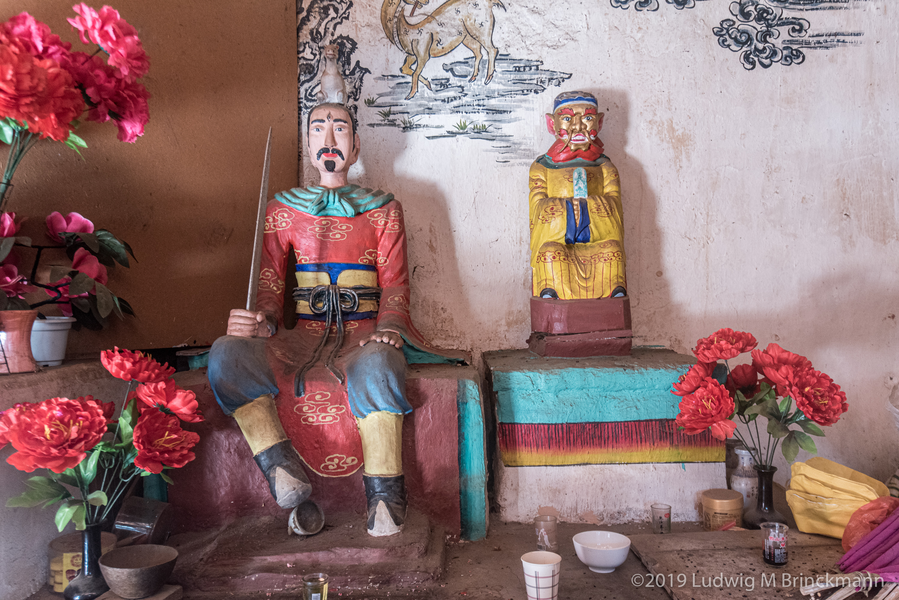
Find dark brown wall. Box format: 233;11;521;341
3;0;298;357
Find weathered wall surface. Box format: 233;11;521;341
302;0;898;485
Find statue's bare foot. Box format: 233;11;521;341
254;440;313;509
363;474;406;537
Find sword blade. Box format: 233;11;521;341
246;127;273;311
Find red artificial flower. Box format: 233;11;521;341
726;363;761;398
101;347;175;383
788;368;848;426
0;212;20;237
751;343;813;396
0;396;109;473
675;378;737;440
671;361;715;397
0;263;33;298
0;30;83;141
45;211;94;242
132;410;199;474
134;379;204;423
0;407;14;446
67;4;150;83
693;328;758;363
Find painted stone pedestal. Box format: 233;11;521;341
527;297;633;357
167;364;487;542
485;348;724;523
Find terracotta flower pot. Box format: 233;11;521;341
0;309;39;374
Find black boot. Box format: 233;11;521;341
363;474;406;537
253;440;313;509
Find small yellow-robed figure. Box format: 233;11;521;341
529;91;626;300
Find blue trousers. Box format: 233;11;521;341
207;335;411;418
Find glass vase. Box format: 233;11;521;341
64;523;109;600
730;447;758;510
743;466;788;530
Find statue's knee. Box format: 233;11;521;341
347;342;406;380
208;336;265;386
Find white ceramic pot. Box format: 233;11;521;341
30;316;76;366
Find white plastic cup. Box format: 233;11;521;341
521;551;561;600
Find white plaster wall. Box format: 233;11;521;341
304;0;898;486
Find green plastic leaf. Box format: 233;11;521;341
72;503;87;530
78;450;101;486
743;403;765;417
85;490;108;507
782;431;800;463
778;395;792;415
54;500;81;532
68;272;96;296
66;132;87;149
94;282;115;318
118;296;136;317
118;400;138;445
798;420;825;437
794;431;818;454
0;119;14;144
767;419;790;439
53;468;79;487
0;237;14;262
94;230;131;268
6;476;69;508
75;232;100;253
160;472;174;485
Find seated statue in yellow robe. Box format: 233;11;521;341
529;91;626;300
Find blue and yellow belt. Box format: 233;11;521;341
291;263;381;396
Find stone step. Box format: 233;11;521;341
168;509;445;597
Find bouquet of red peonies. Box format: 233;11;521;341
0;348;201;530
671;328;848;468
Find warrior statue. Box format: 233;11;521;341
529;91;626;300
207;57;465;537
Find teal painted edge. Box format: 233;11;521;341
493;364;692;424
458;378;487;541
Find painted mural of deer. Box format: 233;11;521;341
380;0;505;100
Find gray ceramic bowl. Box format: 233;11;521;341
98;544;178;599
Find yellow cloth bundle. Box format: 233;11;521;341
786;457;889;539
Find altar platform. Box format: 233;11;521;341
485;348;725;523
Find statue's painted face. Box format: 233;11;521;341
307;105;359;175
546;103;604;152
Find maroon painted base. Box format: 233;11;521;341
528;296;633;357
168;365;464;538
527;329;632;357
168;510;444;597
530;296;631;335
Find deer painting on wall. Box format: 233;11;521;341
380;0;505;100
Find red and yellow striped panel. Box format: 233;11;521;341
497;420;724;466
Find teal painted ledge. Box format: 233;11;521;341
458;378;487;541
485;348;695;424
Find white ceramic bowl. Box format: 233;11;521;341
573;530;631;573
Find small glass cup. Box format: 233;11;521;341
761;522;788;567
651;503;671;534
534;515;559;552
303;573;329;600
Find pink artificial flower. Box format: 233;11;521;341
62;51;150;142
0;212;20;237
67;4;149;83
46;211;94;243
0;263;33;298
1;13;71;63
46;248;107;315
101;347;175;383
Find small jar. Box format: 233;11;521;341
701;489;743;531
303;573;329;600
730;447;758;510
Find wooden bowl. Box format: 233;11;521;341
98;544;178;599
